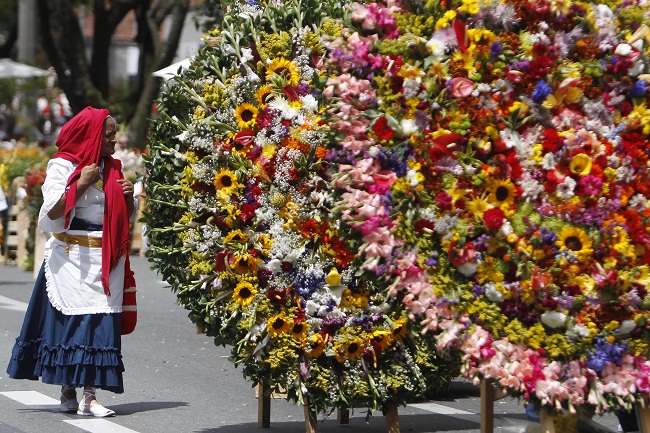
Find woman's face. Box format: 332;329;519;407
100;117;117;157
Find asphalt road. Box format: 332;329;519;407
0;256;622;433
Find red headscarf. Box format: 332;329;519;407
53;106;131;296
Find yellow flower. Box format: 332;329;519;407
255;85;274;106
291;321;308;344
267;312;292;336
266;58;301;86
334;337;365;362
213;169;240;195
233;281;257;307
234;102;258;130
569;153;592;176
391;318;409;341
232;253;260;275
486;178;518;207
325;268;341;285
466;195;490;219
368;329;393;351
305;333;326;359
224;229;248;244
555;227;594;262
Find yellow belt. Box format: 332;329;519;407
53;232;102;254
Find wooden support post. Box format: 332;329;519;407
32;228;48;279
480;379;495;433
337;408;349;424
539;407;556;433
257;380;270;428
303;395;319;433
15;203;28;268
636;403;650;433
385;403;400;433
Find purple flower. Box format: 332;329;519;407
631;80;648;98
587;337;627;373
490;41;503;57
532;80;553;104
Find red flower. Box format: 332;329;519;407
240;203;258;223
483;207;505;231
372;116;395;141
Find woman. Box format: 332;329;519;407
6;107;136;417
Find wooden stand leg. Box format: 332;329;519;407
480;380;495;433
303;395;319;433
635;404;650;433
257;380;270;428
539;407;556;433
385;403;400;433
337;408;349;424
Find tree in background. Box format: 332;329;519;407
35;0;191;149
0;0;18;58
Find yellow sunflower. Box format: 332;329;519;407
391;318;409;341
555;227;594;262
234;102;258;130
224;229;248;244
368;329;393;352
232;253;261;275
305;333;326;359
291;321;308;344
255;85;274;106
267;312;292;336
334;337;365;363
266;58;301;86
214;169;240;195
233;281;258;307
486;178;518;206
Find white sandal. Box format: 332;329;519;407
59;385;78;413
77;388;115;417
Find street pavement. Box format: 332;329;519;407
0;256;622;433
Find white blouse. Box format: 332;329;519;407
39;158;137;315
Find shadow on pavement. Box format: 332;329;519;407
195;413;482;432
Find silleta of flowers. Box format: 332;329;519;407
145;0;650;417
145;0;457;415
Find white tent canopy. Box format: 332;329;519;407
0;59;50;79
152;57;193;80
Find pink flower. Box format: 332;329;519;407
449;77;474;98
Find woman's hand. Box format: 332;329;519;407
78;163;100;189
118;179;135;215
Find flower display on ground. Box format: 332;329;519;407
145;0;650;417
145;0;458;415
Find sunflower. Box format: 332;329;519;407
233;281;258;307
266;58;301;86
291;321;308;344
305;333;326;359
214;169;240;195
255;85;274;106
267;312;292;336
232;253;261;274
368;329;393;352
234;102;258;130
391;318;409;341
224;229;248;244
486;178;518;207
555;227;594;262
334;337;365;363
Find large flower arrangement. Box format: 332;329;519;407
146;0;650;417
145;0;458;415
324;0;650;415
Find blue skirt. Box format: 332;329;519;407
6;263;124;393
